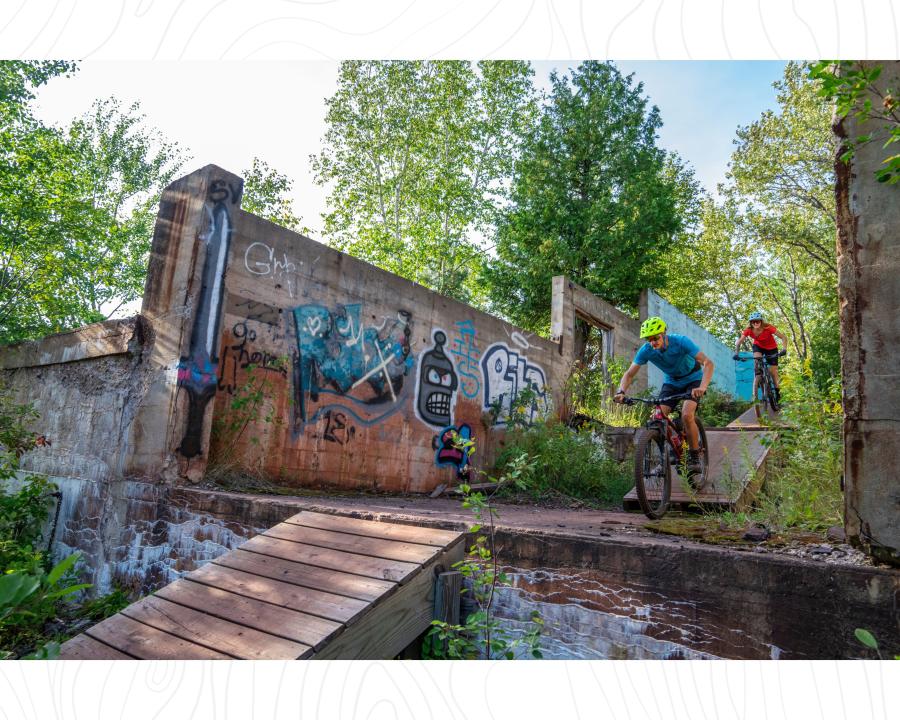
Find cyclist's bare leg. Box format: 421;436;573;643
681;399;699;451
769;365;780;389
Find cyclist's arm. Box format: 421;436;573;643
693;351;714;398
614;362;642;402
774;328;788;348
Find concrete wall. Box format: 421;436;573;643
641;290;753;399
210;197;571;493
835;61;900;565
0;317;151;484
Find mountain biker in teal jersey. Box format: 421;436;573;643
614;316;715;473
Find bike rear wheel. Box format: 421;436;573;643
634;427;671;519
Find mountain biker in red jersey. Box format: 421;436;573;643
733;311;787;401
614;316;714;474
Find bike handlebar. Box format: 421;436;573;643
734;349;787;361
621;392;695;406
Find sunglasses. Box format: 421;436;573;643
646;334;663;343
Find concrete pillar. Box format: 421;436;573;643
834;62;900;565
124;165;243;483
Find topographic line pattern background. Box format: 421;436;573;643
2;0;899;717
0;1;897;58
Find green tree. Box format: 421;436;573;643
241;157;308;233
809;60;900;184
0;71;186;343
726;62;839;382
663;62;840;386
312;60;537;306
485;61;699;360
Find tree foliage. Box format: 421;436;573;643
0;64;186;343
312;60;537;305
484;61;699;356
661;62;840;386
810;60;900;184
241;157;308;234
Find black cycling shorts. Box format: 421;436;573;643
752;344;779;366
659;378;702;406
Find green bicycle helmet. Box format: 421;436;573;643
640;316;667;338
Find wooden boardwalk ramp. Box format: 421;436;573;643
624;406;776;512
59;511;464;660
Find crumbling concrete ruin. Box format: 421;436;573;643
835;60;900;565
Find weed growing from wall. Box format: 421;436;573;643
208;359;287;486
423;438;543;660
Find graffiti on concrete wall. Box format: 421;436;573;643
481;342;549;427
244;241;302;298
177;178;241;458
218;320;288;396
433;423;473;479
449;320;481;399
415;330;459;428
292;303;414;430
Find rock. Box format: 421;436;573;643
743;524;770;542
826;525;846;543
810;544;833;555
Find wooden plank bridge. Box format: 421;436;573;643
623;406;776;512
59;511;464;660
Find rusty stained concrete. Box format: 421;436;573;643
835;61;900;566
210;190;574;494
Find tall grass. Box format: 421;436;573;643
754;366;843;531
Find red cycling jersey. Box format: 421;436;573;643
742;324;779;351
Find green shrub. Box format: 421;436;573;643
0;552;91;659
566;359;647;428
494;419;632;507
753;369;843;530
696;385;752;428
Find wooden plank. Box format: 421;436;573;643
434;571;462;625
215;548;396;602
265;522;440;564
156;578;343;651
59;633;134;660
188;561;368;625
85;614;231;660
240;534;421;583
285;511;460;547
121;595;312;660
313;539;465;660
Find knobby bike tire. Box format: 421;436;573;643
693;417;709;491
753;376;768;421
766;372;780;413
634;427;671;519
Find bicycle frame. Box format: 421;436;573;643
629;394;693;463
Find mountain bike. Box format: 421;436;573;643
622;392;709;519
737;350;786;420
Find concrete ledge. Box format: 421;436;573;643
0;316;146;369
170;486;900;659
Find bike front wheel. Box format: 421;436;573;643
634;427;671;519
766;373;780;414
753;378;769;422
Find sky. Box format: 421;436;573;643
33;59;788;241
